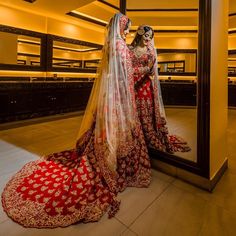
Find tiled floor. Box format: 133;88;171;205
0;108;235;235
165;108;197;162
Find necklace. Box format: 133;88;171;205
134;46;147;58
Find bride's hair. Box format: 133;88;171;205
131;25;154;47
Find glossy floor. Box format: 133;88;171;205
0;108;235;235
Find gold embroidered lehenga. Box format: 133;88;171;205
1;14;151;228
130;25;191;153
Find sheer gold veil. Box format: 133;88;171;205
149;34;167;122
76;13;135;186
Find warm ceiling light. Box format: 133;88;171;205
23;0;37;3
18;39;40;44
71;10;108;25
53;45;97;52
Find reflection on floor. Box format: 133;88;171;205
165;108;197;162
0;109;236;235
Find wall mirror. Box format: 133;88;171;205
126;0;199;165
47;35;102;73
229;50;236;76
0;25;46;71
17;35;41;66
157;49;197;76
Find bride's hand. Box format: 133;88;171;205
148;59;156;75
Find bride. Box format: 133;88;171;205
129;25;191;153
1;13;151;228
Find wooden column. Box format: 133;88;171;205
119;0;126;15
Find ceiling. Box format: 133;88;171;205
0;0;94;15
0;0;235;31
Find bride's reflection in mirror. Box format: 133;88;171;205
126;1;199;162
129;25;191;155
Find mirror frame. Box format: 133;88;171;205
149;0;211;178
47;34;103;73
0;24;47;71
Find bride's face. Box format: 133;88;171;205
122;21;131;40
141;29;153;46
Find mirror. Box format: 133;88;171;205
48;35;102;73
228;50;236;76
157;50;197;75
17;35;41;66
0;25;46;70
127;0;199;162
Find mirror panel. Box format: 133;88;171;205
48;35;102;73
0;25;45;70
127;1;199;163
0;33;41;67
17;35;41;66
157;50;197;75
229;50;236;76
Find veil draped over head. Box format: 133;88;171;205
76;13;135;189
148;36;167;124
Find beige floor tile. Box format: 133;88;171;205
204;171;236;214
172;178;211;199
199;202;236;236
115;178;171;227
149;170;173;195
0;173;14;224
0;141;38;175
0;214;127;236
0;116;82;157
121;228;138;236
24;133;75;156
151;169;175;184
172;171;236;215
165;108;197;162
0;204;8;224
0;128;56;146
0;157;35;176
0;173;13;192
129;185;207;236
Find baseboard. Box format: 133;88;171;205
151;158;228;192
209;158;228;191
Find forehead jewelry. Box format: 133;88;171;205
137;28;145;35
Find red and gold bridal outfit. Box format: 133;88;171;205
1;13;151;228
130;46;190;153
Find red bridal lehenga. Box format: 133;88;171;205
130;27;190;154
1;14;151;228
